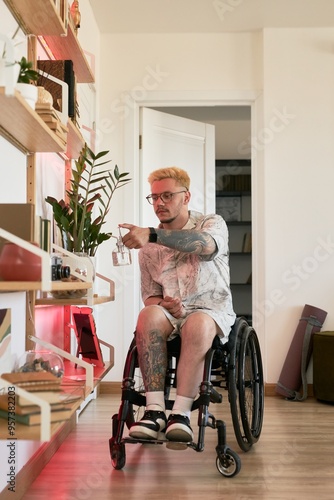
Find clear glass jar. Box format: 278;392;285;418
112;238;131;266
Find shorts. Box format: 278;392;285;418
158;305;224;342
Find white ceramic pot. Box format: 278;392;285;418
16;83;38;109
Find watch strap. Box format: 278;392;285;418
148;227;158;243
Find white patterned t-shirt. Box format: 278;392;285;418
138;210;236;342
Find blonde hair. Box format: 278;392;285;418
148;167;190;190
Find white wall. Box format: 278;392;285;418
95;27;334;385
262;28;334;381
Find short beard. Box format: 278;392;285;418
158;214;177;224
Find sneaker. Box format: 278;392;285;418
165;414;194;442
129;410;167;440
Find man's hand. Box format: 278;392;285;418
119;224;150;249
161;296;185;319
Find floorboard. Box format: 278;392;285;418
20;394;334;500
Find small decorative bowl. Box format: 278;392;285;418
50;276;88;299
17;351;64;378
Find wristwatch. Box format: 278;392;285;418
148;227;158;243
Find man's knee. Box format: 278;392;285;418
136;305;172;337
181;313;217;347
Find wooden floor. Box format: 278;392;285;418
21;393;334;500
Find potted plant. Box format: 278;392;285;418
46;144;131;257
16;56;39;108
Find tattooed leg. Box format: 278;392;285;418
135;305;172;392
137;329;167;391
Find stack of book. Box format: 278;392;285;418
0;372;83;426
35;103;68;147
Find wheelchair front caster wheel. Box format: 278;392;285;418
109;437;126;470
216;448;241;477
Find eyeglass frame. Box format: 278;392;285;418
146;189;188;205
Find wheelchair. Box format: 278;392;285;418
109;316;264;477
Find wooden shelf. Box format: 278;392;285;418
3;0;67;36
66;120;85;159
4;0;94;82
42;24;95;83
0;87;66;153
0;280;92;292
36;294;114;306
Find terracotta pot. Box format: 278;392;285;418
0;242;41;281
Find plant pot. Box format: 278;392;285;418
0;242;41;281
16;82;38;109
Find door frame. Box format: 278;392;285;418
122;89;265;354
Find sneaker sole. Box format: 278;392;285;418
166;426;193;442
129;429;158;440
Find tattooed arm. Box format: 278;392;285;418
120;224;217;256
154;228;216;256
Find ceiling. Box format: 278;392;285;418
89;0;334;34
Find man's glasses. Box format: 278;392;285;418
146;190;188;205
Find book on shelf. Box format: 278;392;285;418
0;396;66;415
0;387;83;416
1;372;62;392
17;388;83;407
0;203;35;253
242;232;252;253
0;408;72;426
37;59;75;118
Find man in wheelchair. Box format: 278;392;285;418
120;167;235;443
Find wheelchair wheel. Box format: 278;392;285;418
228;317;253;452
109;437;126;470
216;448;241;478
239;325;264;444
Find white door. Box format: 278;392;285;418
140;107;215;227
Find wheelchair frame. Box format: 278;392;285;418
109;317;264;477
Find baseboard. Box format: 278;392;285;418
101;381;314;398
0;414;76;500
99;381;122;395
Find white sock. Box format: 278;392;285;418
171;395;193;419
146;391;165;412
